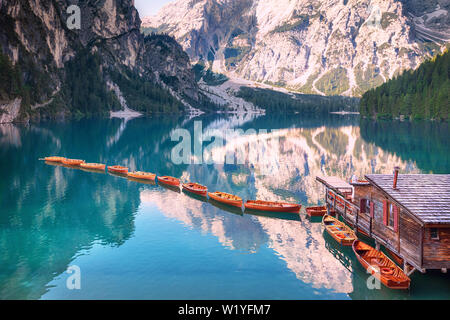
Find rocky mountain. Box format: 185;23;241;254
143;0;450;97
0;0;207;123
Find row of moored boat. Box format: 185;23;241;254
43;156;411;290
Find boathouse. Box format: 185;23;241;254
316;171;450;275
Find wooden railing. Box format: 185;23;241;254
326;188;359;226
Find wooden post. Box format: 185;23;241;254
375;241;380;251
333;193;336;212
344;201;347;221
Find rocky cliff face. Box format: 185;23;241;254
143;0;450;97
0;0;201;122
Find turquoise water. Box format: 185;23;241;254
0;114;449;299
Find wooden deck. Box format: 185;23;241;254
316;176;353;195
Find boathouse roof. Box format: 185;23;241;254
315;176;353;193
364;174;450;225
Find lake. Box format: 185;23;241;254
0;114;449;299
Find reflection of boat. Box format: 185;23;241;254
45;160;64;167
45;160;81;170
324;234;353;272
209;198;243;216
245;209;300;221
244;200;301;213
306;206;327;217
128;171;156;181
80;163;106;171
80;167;106;174
159;182;181;193
352;240;410;290
127;176;156;186
182;182;207;196
158;176;180;187
182;188;208;202
108;165;129;174
322;214;357;246
61;158;85;166
44;156;65;162
208;191;242;208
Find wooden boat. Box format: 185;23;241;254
306;206;327;217
61;158;85;166
80;163;106;171
352;240;410;289
182;182;207;196
128;171;156;181
158;176;180;187
108;165;129;174
244;200;301;213
322;214;357;246
208;191;242;208
44;156;65;162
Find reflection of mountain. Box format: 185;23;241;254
0;123;140;299
1;115;448;299
257;217;353;293
360;120;450;173
140;189;267;253
207;124;421;205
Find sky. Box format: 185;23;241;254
134;0;173;17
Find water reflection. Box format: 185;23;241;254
0;114;449;299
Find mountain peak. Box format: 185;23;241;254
143;0;450;97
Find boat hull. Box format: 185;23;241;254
61;159;85;166
352;240;410;289
182;183;207;196
244;201;301;213
128;172;156;181
44;156;65;163
80;163;106;171
208;192;242;208
158;176;180;187
306;206;327;217
108;166;129;174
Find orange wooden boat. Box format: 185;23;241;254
306;206;327;217
322;214;357;246
108;165;128;174
128;171;156;181
208;191;242;208
44;156;65;162
352;240;410;289
182;182;207;196
158;176;180;187
244;200;301;213
61;158;85;166
80;163;106;171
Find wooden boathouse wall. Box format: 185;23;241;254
423;227;450;269
353;184;423;270
318;174;450;273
